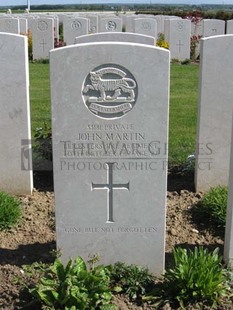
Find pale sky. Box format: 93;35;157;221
1;0;233;6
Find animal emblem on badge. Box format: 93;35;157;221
82;65;138;119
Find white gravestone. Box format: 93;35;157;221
0;18;19;34
87;15;98;34
202;19;225;37
195;35;233;192
19;18;28;34
226;20;233;34
224;120;233;268
125;15;135;33
134;18;157;38
75;32;155;45
32;18;54;60
63;17;89;45
0;33;33;195
50;42;169;274
99;17;122;33
164;18;191;60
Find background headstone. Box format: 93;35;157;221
224;120;233;268
164;18;191;60
202;19;225;37
0;18;19;34
134;18;157;38
195;35;233;191
0;33;33;194
99;17;122;32
50;42;169;275
75;32;155;45
226;20;233;34
63;16;89;45
32;18;54;60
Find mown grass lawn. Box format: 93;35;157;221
29;62;199;166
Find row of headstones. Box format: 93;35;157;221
2;13;233;60
1;31;233;274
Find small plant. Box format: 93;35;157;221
0;191;22;230
156;33;169;49
108;262;154;300
181;58;191;65
21;31;33;61
146;247;230;308
171;58;180;63
190;34;202;61
54;37;66;48
194;186;227;227
163;247;228;307
29;256;115;309
34;123;52;161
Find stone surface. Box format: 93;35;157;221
19;18;28;34
50;42;169;274
99;17;122;32
202;19;225;37
32;18;54;60
134;18;157;38
75;32;155;45
224;122;233;268
195;35;233;191
0;18;19;34
63;17;89;45
226;20;233;34
87;15;98;33
0;33;33;194
164;18;191;60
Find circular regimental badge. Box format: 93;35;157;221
37;20;48;32
82;64;138;119
106;21;116;31
71;20;82;29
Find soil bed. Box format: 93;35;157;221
0;169;230;309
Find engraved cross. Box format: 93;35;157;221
91;162;129;223
40;39;47;51
176;40;184;53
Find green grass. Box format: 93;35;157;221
29;62;199;166
0;192;22;230
169;63;199;165
29;63;50;135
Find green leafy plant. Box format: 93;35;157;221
108;262;154;300
29;256;115;309
156;32;169;49
158;247;229;308
194;186;227;227
0;191;22;230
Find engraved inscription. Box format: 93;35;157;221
71;20;82;30
37;20;48;32
82;64;138;119
91;162;129;223
106;21;116;31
